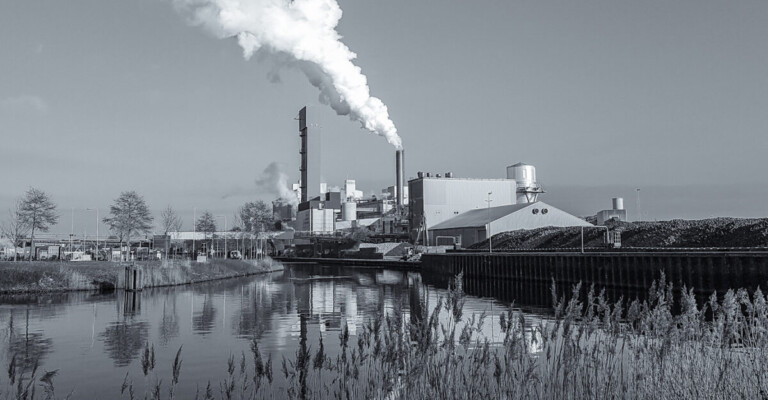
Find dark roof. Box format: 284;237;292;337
430;202;538;230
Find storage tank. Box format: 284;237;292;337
342;202;357;221
612;197;624;210
506;162;543;203
506;162;536;186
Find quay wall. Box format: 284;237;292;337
421;252;768;305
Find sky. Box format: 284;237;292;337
1;0;767;236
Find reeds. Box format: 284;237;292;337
5;272;768;399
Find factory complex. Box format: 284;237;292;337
279;107;623;249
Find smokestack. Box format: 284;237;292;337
299;107;308;203
396;149;404;208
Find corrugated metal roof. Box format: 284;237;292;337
430;203;537;230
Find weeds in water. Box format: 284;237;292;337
6;272;768;399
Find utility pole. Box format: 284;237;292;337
486;192;493;253
636;188;641;222
70;208;74;254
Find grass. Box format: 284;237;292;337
4;272;768;399
0;259;282;294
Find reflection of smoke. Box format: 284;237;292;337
172;0;402;149
255;162;298;206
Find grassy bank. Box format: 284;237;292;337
0;259;282;294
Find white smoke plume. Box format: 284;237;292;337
173;0;402;149
255;162;299;206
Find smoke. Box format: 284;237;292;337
255;162;298;206
172;0;402;149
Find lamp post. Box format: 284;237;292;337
86;208;98;259
580;225;610;254
486;192;493;253
193;207;196;260
70;208;74;253
216;215;227;258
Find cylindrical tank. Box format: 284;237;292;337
506;163;537;187
612;197;624;210
342;202;357;221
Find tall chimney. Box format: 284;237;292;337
299;107;308;203
396;149;404;208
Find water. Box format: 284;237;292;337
0;264;535;398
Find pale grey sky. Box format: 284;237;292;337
2;0;767;235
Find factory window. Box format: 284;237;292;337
542;208;549;215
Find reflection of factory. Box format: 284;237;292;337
409;163;591;246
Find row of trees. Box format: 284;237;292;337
1;188;280;260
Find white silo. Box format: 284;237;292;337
506;162;544;203
342;202;357;221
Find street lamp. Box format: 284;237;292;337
86;208;98;258
486;192;493;253
216;215;228;258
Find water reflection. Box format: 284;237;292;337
193;293;216;335
100;319;149;367
0;264;525;398
5;309;53;371
158;297;179;346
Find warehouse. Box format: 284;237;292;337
408;174;518;242
428;201;592;247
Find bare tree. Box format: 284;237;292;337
195;211;216;255
160;205;182;234
18;187;59;260
0;200;30;260
103;191;154;261
238;201;273;233
160;205;182;260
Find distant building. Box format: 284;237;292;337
408;174;518;243
596;197;627;225
429;201;592;247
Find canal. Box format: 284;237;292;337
0;263;537;398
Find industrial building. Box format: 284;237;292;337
408;174;518;242
428;201;592;247
408;163;591;245
596;197;628;225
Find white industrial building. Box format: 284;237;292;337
408;163;590;245
408;174;518;242
428;201;592;247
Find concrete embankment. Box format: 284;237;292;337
422;251;768;305
0;258;283;294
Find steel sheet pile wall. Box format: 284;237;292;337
421;252;768;307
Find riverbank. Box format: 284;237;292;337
0;258;282;294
